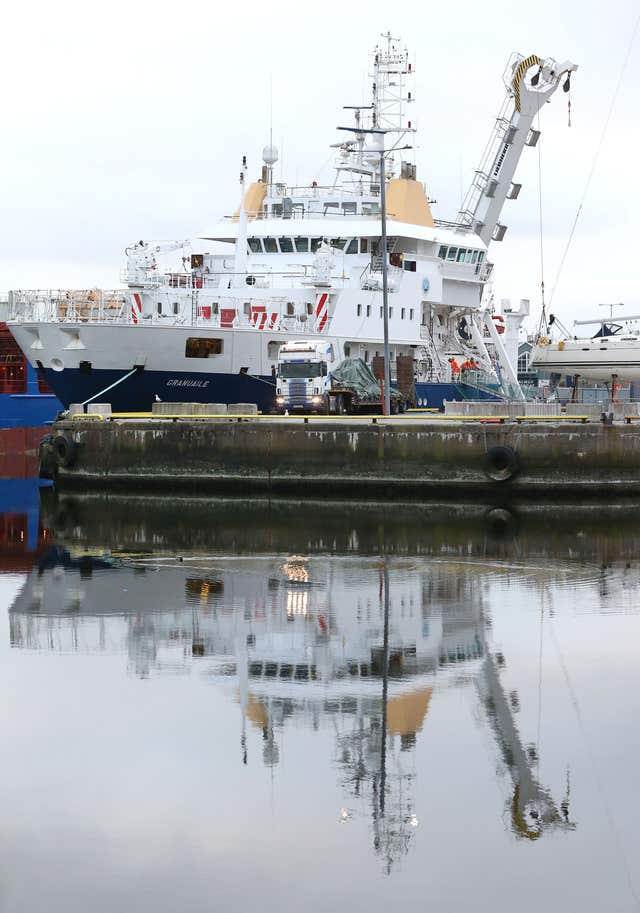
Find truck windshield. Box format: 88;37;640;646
279;361;325;378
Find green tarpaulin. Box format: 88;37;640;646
331;358;399;401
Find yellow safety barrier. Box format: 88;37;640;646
515;415;589;423
70;412;433;424
432;415;509;422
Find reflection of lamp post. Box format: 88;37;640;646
337;125;411;415
379;558;390;812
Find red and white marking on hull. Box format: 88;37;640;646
315;293;329;333
131;293;142;324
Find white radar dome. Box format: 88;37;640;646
262;145;279;165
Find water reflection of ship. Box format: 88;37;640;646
0;478;50;573
9;550;574;868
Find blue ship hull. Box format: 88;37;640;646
41;367;501;414
415;382;501;410
0;325;62;429
42;367;279;413
0;392;61;429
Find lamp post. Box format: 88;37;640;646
598;302;625;321
337;125;411;416
378;143;391;416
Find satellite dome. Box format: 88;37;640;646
262;144;279;166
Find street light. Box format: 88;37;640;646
337;125;412;415
598;302;625;320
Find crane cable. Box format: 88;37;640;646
536;107;547;338
548;13;640;310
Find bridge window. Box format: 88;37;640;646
346;239;358;254
295;236;309;253
279;237;294;253
456;249;466;263
310;238;323;253
264;237;278;253
446;247;457;261
438;245;447;258
248;238;262;253
330;238;347;251
185;338;223;358
360;239;369;254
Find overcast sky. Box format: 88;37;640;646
1;0;638;332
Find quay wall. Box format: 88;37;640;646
43;417;640;498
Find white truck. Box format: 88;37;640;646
275;340;404;414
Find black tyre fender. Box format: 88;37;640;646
52;433;77;469
484;507;519;541
483;445;519;482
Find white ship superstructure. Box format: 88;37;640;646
8;38;576;412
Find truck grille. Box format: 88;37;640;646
288;380;308;404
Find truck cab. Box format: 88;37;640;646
275;341;337;413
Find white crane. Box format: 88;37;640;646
459;53;578;247
124;239;190;288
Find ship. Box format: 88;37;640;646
7;37;576;412
0;317;61;429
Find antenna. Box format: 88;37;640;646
269;75;273;154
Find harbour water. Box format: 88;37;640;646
2;491;640;912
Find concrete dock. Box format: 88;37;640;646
40;411;640;498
